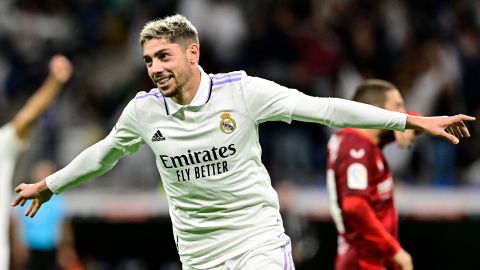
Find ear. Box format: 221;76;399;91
187;43;200;64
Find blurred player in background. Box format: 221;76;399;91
11;15;474;270
0;55;72;270
11;160;83;270
327;79;417;270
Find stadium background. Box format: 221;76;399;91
1;0;480;269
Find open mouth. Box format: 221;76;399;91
156;76;173;87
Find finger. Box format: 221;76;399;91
460;114;476;121
24;200;35;217
20;198;27;207
458;121;471;138
29;201;40;218
453;125;464;138
442;131;460;144
11;195;24;206
446;126;454;136
449;125;462;138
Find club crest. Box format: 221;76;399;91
219;112;236;134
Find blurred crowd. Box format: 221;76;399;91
2;0;480;190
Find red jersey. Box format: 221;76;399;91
327;128;400;269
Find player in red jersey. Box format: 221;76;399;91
327;79;416;270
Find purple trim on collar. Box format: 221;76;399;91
212;77;242;86
135;91;161;100
211;72;242;80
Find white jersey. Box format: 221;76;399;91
0;124;23;270
111;69;296;268
46;67;406;269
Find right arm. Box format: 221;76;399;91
11;137;125;217
12;97;143;218
342;196;413;270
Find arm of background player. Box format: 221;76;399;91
11;137;125;217
11;55;73;141
342;195;401;258
343;195;413;269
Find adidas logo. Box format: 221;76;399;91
152;130;166;142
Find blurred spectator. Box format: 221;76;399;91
0;54;72;270
178;0;247;69
0;0;476;191
11;160;83;270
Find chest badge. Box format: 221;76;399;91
219;112;236;134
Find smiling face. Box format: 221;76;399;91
142;38;200;102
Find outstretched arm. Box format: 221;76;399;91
11;137;125;217
12;54;73;141
291;94;475;144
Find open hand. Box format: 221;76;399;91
11;179;53;218
406;114;475;144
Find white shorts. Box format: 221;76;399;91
183;240;295;270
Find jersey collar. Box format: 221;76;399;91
163;66;212;116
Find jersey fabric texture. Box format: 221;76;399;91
327;128;399;269
46;67;407;269
0;124;24;270
112;69;294;268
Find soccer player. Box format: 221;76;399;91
11;15;473;269
326;79;416;270
0;55;73;270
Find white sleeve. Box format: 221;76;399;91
46;136;126;194
292;93;407;130
46;98;145;194
241;74;299;124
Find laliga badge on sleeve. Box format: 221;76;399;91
219;112;236;134
347;163;368;190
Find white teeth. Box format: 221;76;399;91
159;77;170;84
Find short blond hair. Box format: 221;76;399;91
139;14;199;49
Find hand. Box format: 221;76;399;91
406;114;475;144
392;248;413;270
11;179;53;218
394;130;416;148
49;54;73;83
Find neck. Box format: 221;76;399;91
172;65;201;105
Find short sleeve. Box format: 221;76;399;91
108;99;144;155
240;75;300;124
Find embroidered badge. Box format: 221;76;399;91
219;112;236;134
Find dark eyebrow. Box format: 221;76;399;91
143;48;170;60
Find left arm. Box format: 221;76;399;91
291;93;475;144
292;95;407;130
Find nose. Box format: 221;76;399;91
150;58;165;74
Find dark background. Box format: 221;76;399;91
72;217;480;270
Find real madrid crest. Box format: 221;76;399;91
219;112;236;134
